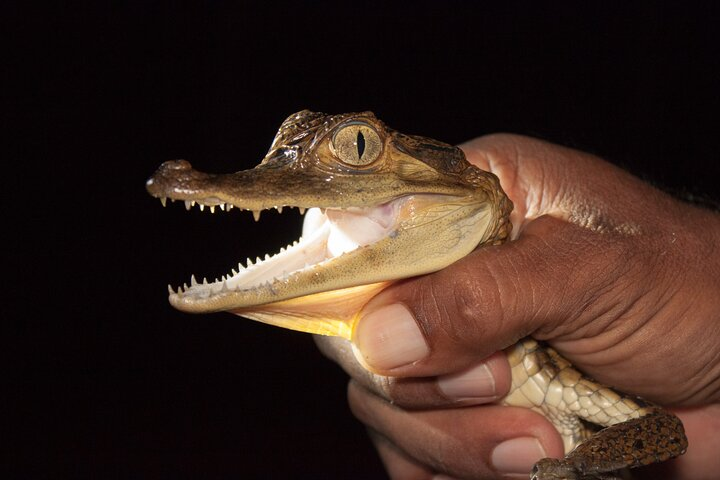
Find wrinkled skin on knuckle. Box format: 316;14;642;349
559;235;647;336
407;259;508;362
519;217;658;342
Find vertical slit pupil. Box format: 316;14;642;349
356;130;365;159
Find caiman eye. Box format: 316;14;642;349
331;123;382;167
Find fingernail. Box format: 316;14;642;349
437;362;496;402
491;437;546;477
353;303;429;371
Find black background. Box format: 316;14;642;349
7;2;720;479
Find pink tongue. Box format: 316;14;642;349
325;204;397;256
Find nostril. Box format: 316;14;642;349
164;159;192;170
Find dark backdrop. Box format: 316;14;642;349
8;2;720;479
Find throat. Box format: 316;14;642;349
231;281;392;338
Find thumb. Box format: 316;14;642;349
351;215;615;378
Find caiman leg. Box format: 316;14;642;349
504;339;687;480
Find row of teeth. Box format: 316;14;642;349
159;196;340;297
168;280;276;296
160;198;320;296
158;197;306;220
166;239;326;297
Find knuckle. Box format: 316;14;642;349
409;262;504;351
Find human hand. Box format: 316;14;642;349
316;134;720;479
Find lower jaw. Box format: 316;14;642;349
231;281;392;338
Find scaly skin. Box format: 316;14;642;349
146;111;686;479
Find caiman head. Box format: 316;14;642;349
146;110;512;339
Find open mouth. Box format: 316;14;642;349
145;112;511;337
168;198;408;300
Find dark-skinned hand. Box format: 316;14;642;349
316;134;720;479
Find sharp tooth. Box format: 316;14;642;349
277;206;283;214
183;282;189;291
184;200;193;210
210;206;216;213
190;275;198;286
219;203;226;211
298;207;306;215
199;204;205;212
237;262;245;271
264;254;270;261
227;204;234;210
168;284;175;294
247;258;254;267
256;256;262;264
202;277;208;284
160;197;167;207
231;268;238;276
252;210;261;221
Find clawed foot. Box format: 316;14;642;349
531;458;580;480
531;458;624;480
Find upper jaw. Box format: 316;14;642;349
146;158;494;318
145;159;401;213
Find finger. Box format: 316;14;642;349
349;381;564;479
352;213;635;377
316;335;511;408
